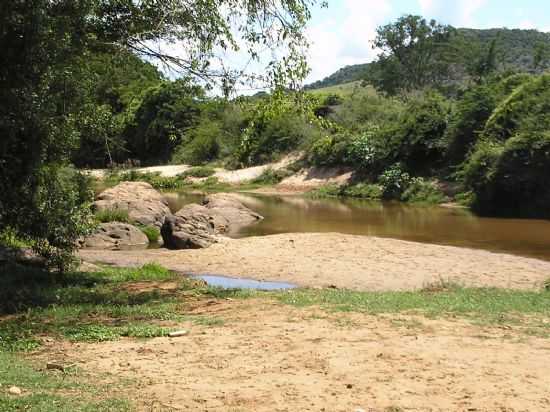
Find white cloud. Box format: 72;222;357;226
305;0;392;82
418;0;486;26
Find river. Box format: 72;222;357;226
163;191;550;261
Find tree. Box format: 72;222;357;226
0;0;319;269
125;79;204;164
533;41;550;71
368;15;455;94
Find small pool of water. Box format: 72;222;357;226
191;274;297;290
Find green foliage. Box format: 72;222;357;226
238;93;323;166
462;74;550;217
369;15;455;94
307;183;383;200
251;168;293;185
400;178;446;204
125;80;204;165
94;209;130;224
389;92;450;171
0;352;131;411
172;121;221;165
138;225;161;243
309;133;353;166
378;164;411;199
109;170;186;190
179;166;216;179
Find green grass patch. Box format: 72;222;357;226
275;286;550;328
0;352;131;411
307;183;382;200
0;262;206;351
136;225;160;243
179;166;216;179
94;208;130;224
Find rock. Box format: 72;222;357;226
168;330;189;337
161;193;263;250
8;386;22;395
79;223;149;250
93;182;171;228
203;194;264;229
0;247;46;268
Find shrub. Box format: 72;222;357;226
251;168;293;185
112;170;186;190
307;183;382;200
138;225;161;243
464;132;550;217
378;164;411;199
179;166;216;179
309;133;353;166
389;92;450;171
172;121;221;165
400;178;446;204
31;166;96;271
94;208;130;223
342;183;383;200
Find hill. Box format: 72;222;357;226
305;27;550;90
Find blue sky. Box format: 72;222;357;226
305;0;550;82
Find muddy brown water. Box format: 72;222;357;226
164;192;550;261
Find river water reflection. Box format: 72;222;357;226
164;192;550;261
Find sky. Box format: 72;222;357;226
305;0;550;83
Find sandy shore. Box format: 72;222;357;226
80;233;550;291
43;299;550;411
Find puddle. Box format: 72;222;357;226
190;274;297;290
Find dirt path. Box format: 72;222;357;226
43;299;550;411
79;233;550;291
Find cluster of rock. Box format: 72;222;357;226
162;194;263;249
82;182;262;250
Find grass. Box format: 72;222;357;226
307;183;383;200
94;208;130;224
274;286;550;331
0;352;131;411
0;262;203;351
136;225;160;243
178;166;216;179
1;260;550;410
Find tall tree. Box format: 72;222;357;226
367;15;455;94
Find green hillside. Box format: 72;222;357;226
306;28;550;90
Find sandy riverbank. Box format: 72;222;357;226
44;299;550;411
80;233;550;291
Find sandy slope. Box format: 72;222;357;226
43;299;550;411
79;233;550;291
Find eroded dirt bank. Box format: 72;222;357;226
43;299;550;412
79;233;550;291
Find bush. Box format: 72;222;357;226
389;92;450;171
378;164;411;199
307;183;382;200
251;168;292;185
400;177;446;204
94;208;130;223
29;166;96;271
172;121;221;165
138;225;161;243
309;132;353;166
464;132;550;217
342;183;383;200
112;170;186;190
179;166;216;179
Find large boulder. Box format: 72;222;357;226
161;194;263;249
93;182;171;228
80;223;149;250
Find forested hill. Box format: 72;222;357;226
305;28;550;90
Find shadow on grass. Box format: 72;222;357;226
0;262;198;351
